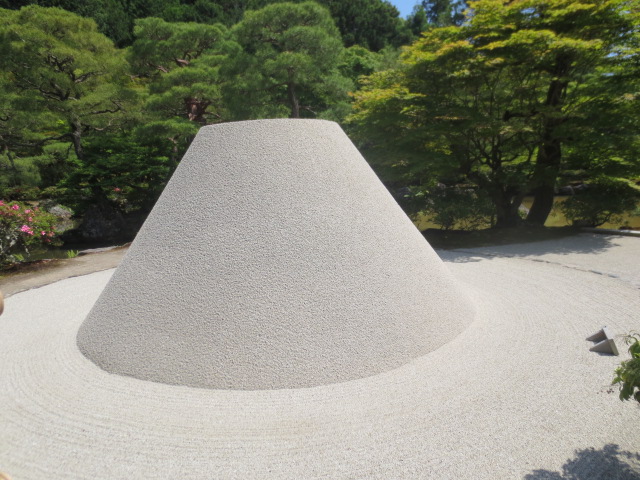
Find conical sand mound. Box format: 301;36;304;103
77;119;474;390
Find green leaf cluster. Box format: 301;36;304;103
1;0;413;51
224;2;350;119
0;200;61;265
613;334;640;404
561;178;640;227
2;0;639;239
1;3;382;225
348;0;640;228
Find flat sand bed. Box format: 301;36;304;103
0;246;128;297
0;234;638;479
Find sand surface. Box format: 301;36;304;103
0;233;638;479
0;246;128;297
77;120;475;390
454;233;640;288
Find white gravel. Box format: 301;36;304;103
77;120;474;390
1;236;638;479
451;233;640;288
1;120;638;479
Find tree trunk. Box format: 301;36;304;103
168;137;180;167
287;83;300;118
185;98;210;124
472;168;525;228
526;134;562;225
71;121;84;161
494;192;524;228
526;57;570;225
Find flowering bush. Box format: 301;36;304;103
0;201;61;265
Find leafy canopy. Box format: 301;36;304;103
0;6;136;192
349;0;640;228
225;1;351;119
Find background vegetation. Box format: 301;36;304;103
1;0;639;250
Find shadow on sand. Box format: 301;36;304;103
524;444;640;480
436;233;621;264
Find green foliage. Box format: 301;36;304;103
613;334;640;404
40;186;69;201
338;45;383;86
349;24;540;227
61;133;172;213
225;2;351;120
130;17;232;164
0;200;61;265
560;178;640;227
397;182;493;231
1;1;639;243
0;0;232;46
349;0;640;228
476;0;640;224
0;48;61;189
25;142;77;190
319;0;404;51
0;150;42;190
423;186;494;231
65;249;79;258
132;18;230;124
1;0;416;50
129;17;230;77
0;6;138;174
2;186;43;201
421;0;466;27
405;5;429;37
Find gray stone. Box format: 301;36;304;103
587;326;619;355
589;339;619;355
39;201;76;233
586;326;612;342
42;202;73;218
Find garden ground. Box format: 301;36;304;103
2;226;637;297
1;231;638;478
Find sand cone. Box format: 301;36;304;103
77;120;474;390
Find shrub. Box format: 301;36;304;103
40;186;69;201
0;200;61;265
613;334;640;404
424;186;493;231
3;186;42;201
561;178;640;227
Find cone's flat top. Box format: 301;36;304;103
77;119;474;390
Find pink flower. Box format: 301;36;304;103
11;204;20;210
0;201;4;205
20;225;34;235
28;217;33;222
41;231;47;236
24;209;32;214
113;187;122;193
